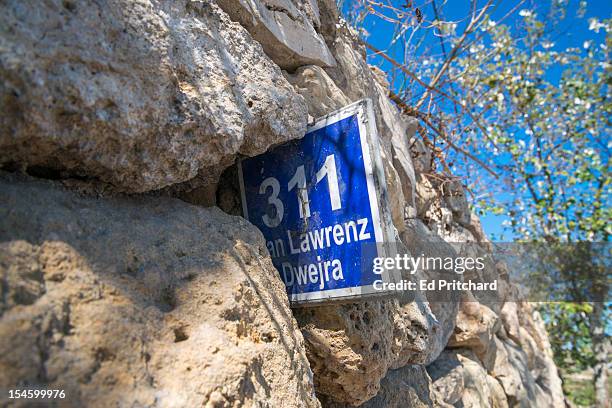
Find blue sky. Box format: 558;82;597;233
343;0;610;241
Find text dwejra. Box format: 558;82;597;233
266;217;371;289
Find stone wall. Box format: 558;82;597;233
0;0;564;406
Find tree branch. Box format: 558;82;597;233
388;90;499;177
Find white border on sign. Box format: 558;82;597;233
237;160;249;220
238;99;399;305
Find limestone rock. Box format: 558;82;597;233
483;334;562;407
501;339;553;407
364;364;452;408
285;65;350;118
316;0;341;42
401;219;461;364
295;300;396;405
0;174;319;408
445;239;508;313
291;242;437;406
390;291;439;369
299;0;323;30
486;372;510;408
516;303;565;407
442;180;471;227
320;364;451;408
494;301;565;407
216;0;335;70
518;326;539;371
384;159;409;233
0;241;46;315
294;289;437;405
430;349;508;408
427;350;465;405
490;337;526;403
410;137;432;175
414;173;440;218
500;300;522;345
517;301;553;356
466;213;489;243
0;0;307;193
447;294;500;366
369;68;418;214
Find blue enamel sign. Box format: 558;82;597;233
238;99;397;304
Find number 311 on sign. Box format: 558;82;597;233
238;99;398;305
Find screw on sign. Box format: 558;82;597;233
238;99;398;305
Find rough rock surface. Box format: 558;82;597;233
429;350;508;408
217;0;335;70
295;300;397;406
0;174;319;408
0;0;307;192
285;65;350;118
429;330;563;408
320;365;451;408
292;274;437;405
401;219;462;365
447;296;501;368
427;350;465;405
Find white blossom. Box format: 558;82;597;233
588;18;605;33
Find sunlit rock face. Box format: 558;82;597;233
0;0;307;193
216;0;336;70
0;174;320;408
